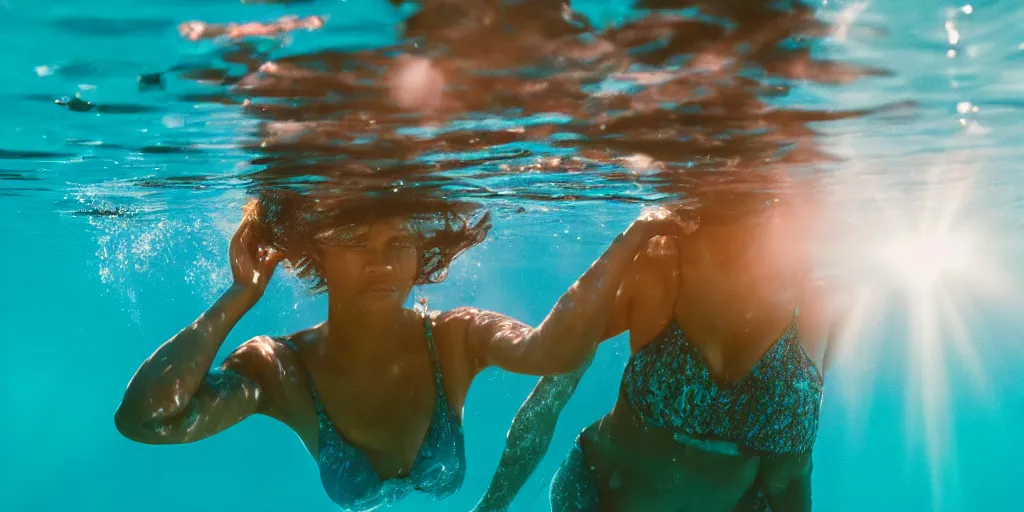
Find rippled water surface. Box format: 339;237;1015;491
2;0;1023;510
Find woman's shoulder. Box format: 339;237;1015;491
628;235;684;306
226;335;290;375
422;306;497;365
793;277;849;371
415;307;479;401
227;328;325;387
226;332;318;421
424;307;474;345
240;326;320;357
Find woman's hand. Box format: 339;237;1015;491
229;203;284;306
625;206;698;240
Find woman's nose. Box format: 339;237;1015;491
364;256;395;276
362;264;389;276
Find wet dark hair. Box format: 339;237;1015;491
250;187;491;294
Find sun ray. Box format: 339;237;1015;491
933;284;989;395
819;149;1019;507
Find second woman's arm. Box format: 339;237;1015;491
457;208;687;376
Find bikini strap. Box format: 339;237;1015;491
422;313;446;392
278;337;326;415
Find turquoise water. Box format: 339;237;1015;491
2;0;1024;511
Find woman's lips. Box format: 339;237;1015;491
364;284;399;295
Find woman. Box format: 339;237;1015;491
474;172;848;512
113;189;685;511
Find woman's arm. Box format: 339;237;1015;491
460;208;688;376
114;208;283;443
113;288;269;444
759;453;813;511
467;232;681;510
815;278;864;372
763;472;812;512
472;353;595;512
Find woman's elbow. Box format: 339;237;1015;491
113;404;167;445
114;405;145;441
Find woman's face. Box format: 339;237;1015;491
318;217;420;312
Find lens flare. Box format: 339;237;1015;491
818;155;1023;507
876;230;974;290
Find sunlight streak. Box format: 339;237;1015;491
819;153;1023;506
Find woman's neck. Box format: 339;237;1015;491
319;302;416;362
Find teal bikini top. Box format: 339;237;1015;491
623;309;823;455
281;317;465;511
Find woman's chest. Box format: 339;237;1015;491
272;357;442;471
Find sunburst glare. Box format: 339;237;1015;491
817;153;1023;507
